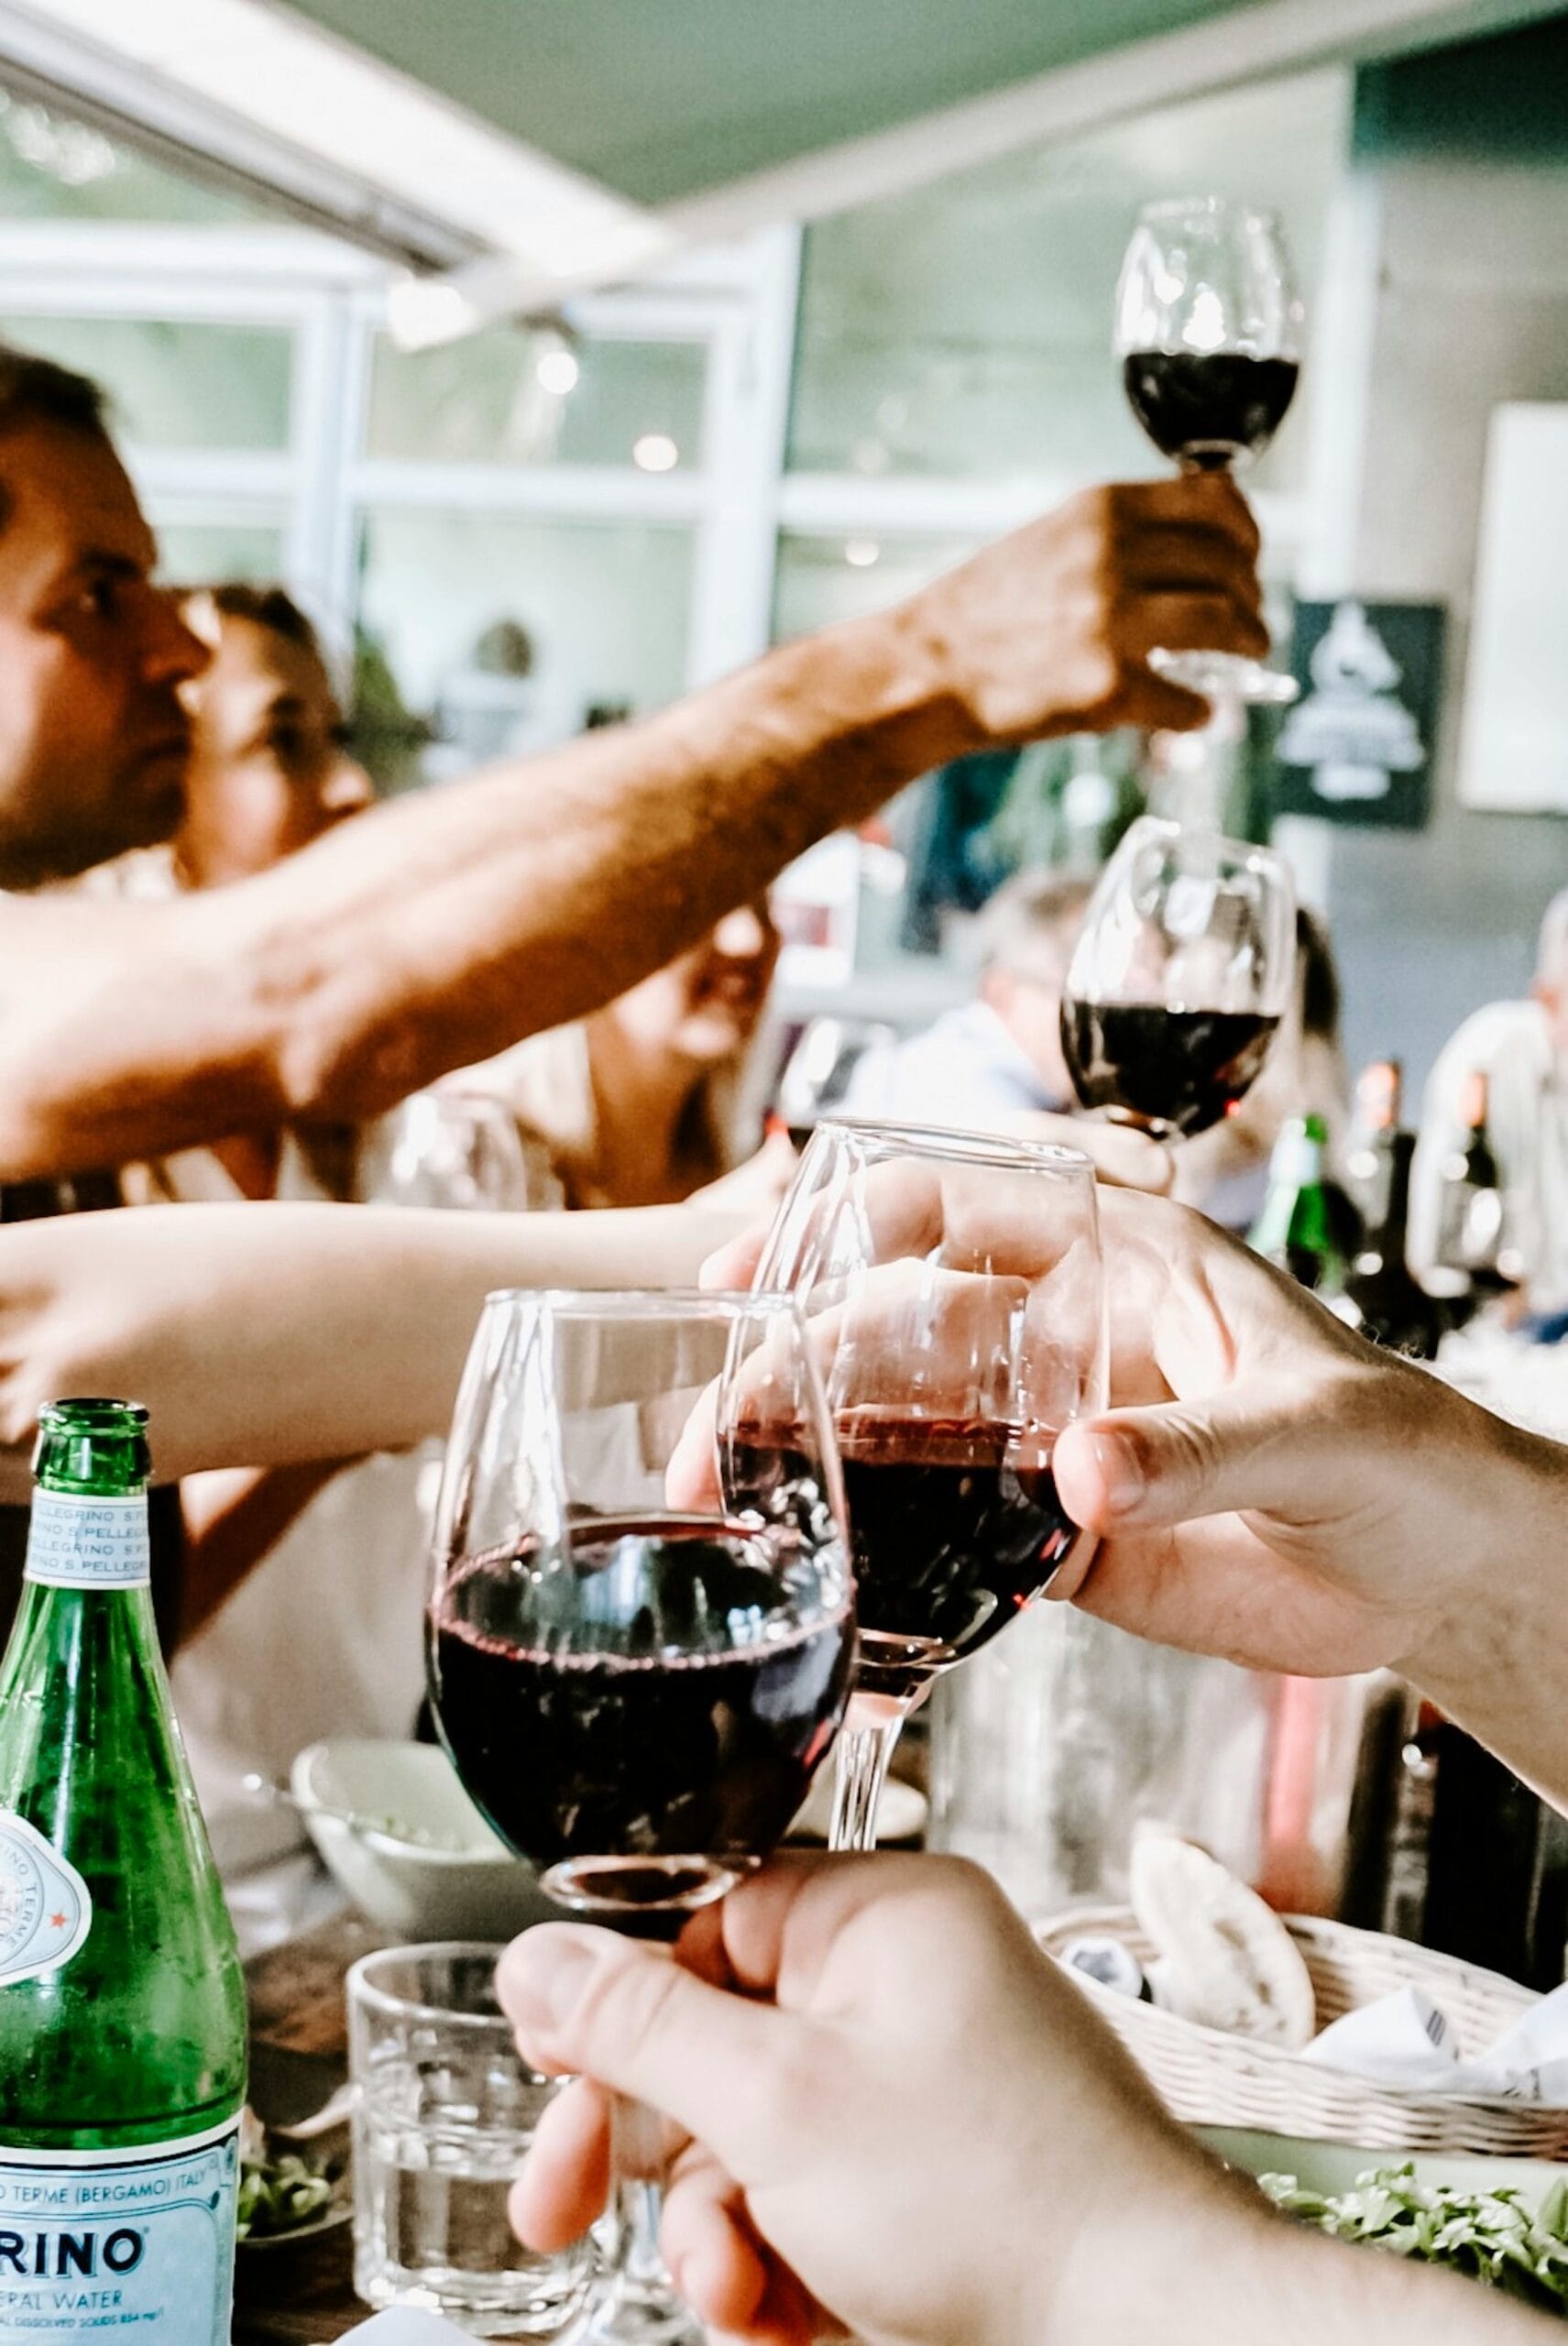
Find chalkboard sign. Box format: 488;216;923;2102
1272;599;1444;830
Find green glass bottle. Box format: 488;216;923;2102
1248;1112;1349;1297
0;1399;246;2344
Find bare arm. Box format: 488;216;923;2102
0;1200;742;1490
0;478;1264;1178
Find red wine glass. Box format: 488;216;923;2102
1060;814;1296;1143
752;1121;1106;1852
427;1288;852;2345
1115;193;1303;707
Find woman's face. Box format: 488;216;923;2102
175;612;371;887
608;901;781;1069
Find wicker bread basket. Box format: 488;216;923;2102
1035;1904;1568;2159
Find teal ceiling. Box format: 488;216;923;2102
283;0;1257;207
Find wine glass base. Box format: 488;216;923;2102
579;2277;706;2346
1148;646;1299;707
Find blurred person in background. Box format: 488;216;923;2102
99;580;415;1945
840;871;1091;1126
1409;887;1568;1317
460;898;795;1212
1174;905;1352;1233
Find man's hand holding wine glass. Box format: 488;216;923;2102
909;472;1269;742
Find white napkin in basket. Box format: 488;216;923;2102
1301;1979;1568;2103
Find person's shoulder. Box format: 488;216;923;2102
1438;999;1547;1067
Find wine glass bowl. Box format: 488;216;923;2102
1115;194;1303;706
1060;816;1296;1142
425;1289;852;1918
754;1121;1107;1846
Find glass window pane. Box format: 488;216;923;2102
0;315;292;449
356;510;693;782
789;70;1347;496
773;532;977;643
0;84;268;225
368;329;706;468
153;520;288;587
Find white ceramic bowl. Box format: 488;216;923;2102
291;1738;561;1940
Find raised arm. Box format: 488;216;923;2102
0;477;1263;1179
0;1200;742;1494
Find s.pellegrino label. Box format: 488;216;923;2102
24;1489;149;1590
0;1402;247;2346
0;2123;239;2342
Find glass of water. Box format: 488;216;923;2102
347;1942;595;2337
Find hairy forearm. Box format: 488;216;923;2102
1058;2170;1553;2346
0;1200;742;1481
0;606;962;1179
1401;1408;1568;1814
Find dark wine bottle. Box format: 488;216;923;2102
1388;1704;1568;1990
1431;1069;1517;1320
1343;1060;1442;1360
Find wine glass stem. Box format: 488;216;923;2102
828;1712;905;1852
594;2095;698;2345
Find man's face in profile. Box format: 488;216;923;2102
0;422;208;888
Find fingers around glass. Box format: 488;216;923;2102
754;1123;1108;1703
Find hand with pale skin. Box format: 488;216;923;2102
499;1854;1546;2346
1048;1189;1568;1805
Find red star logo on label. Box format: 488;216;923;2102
49;1913;67;1930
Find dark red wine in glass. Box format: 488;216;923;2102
428;1515;853;1907
1122;351;1298;469
835;1414;1080;1699
1059;1000;1280;1140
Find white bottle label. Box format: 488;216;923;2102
23;1491;149;1590
0;1814;91;1988
0;2122;238;2345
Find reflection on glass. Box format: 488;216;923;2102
153;521;286;587
0;315;292;449
356;510;693;776
772;532;977;642
787;69;1343;486
368;328;707;468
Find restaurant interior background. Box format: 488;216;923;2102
0;0;1564;1088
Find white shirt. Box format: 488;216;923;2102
148;1140;433;1943
840;999;1065;1129
1409;999;1568;1313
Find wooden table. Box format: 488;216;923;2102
235;1913;387;2345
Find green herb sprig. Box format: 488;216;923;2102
1263;2164;1568;2317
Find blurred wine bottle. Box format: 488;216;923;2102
1343;1060;1442;1359
1385;1703;1568;1990
1249;1112;1357;1298
1430;1070;1519;1324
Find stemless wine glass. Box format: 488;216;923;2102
1115;194;1303;705
1059;814;1296;1143
426;1289;853;2345
754;1122;1106;1850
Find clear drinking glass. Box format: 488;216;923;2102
347;1942;595;2337
775;1014;898;1146
357;1088;557;1211
753;1121;1107;1849
426;1290;853;2343
1114;194;1303;707
1059;814;1296;1143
